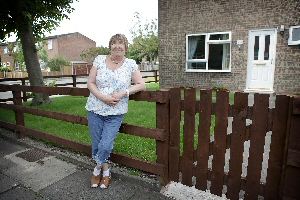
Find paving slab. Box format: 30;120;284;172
3;149;77;192
40;170;168;200
0;185;44;200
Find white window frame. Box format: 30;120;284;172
13;45;18;52
6;62;10;66
288;25;300;45
4;47;8;54
15;62;20;71
48;40;53;50
186;31;232;72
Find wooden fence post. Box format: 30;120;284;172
12;90;25;138
227;92;248;199
196;89;212;190
169;87;182;182
155;70;158;83
182;88;196;187
210;90;230;196
156;90;170;185
21;78;28;102
244;93;270;200
72;75;76;88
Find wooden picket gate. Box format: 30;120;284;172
167;87;300;200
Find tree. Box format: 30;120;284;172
128;12;158;66
80;46;110;64
0;0;76;106
47;55;70;71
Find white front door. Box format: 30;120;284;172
245;29;277;93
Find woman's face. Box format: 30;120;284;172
111;40;125;56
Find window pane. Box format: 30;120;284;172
187;62;206;70
188;35;206;59
208;43;230;70
209;33;229;40
48;40;53;50
264;35;270;60
254;36;259;60
292;27;300;41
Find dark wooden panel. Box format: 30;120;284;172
130;90;168;103
282;166;300;199
119;123;166;141
182;88;196;187
1;103;88;126
287;149;300;167
210;91;229;196
265;95;291;200
11;123;92;154
281;96;300;200
288;114;300;151
168;88;181;182
245;94;269;200
292;96;300;114
0;84;90;97
195;89;212;190
227;92;248;200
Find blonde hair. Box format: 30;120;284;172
109;34;129;52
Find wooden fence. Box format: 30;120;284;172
0;85;299;200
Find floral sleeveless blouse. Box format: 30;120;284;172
85;55;138;116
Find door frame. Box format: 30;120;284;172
245;28;277;93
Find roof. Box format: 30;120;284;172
44;32;96;43
44;32;79;40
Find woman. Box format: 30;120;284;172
85;33;146;188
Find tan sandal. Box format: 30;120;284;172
91;175;101;188
99;175;111;189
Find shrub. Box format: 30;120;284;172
47;55;71;71
0;66;12;72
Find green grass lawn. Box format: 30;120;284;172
0;83;234;162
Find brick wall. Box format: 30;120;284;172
45;32;96;64
158;0;300;93
0;44;16;70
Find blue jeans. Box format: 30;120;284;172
88;111;124;166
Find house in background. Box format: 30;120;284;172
0;43;15;69
0;32;96;75
43;32;96;75
158;0;300;93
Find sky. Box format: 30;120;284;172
7;0;158;47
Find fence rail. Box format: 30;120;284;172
0;84;299;199
0;71;159;102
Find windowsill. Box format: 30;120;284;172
185;69;231;73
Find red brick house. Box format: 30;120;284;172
0;43;15;69
0;32;95;74
44;32;95;74
158;0;300;93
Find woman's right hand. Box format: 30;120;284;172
104;95;120;106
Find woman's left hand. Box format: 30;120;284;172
111;90;127;99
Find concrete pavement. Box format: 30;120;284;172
0;128;171;200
